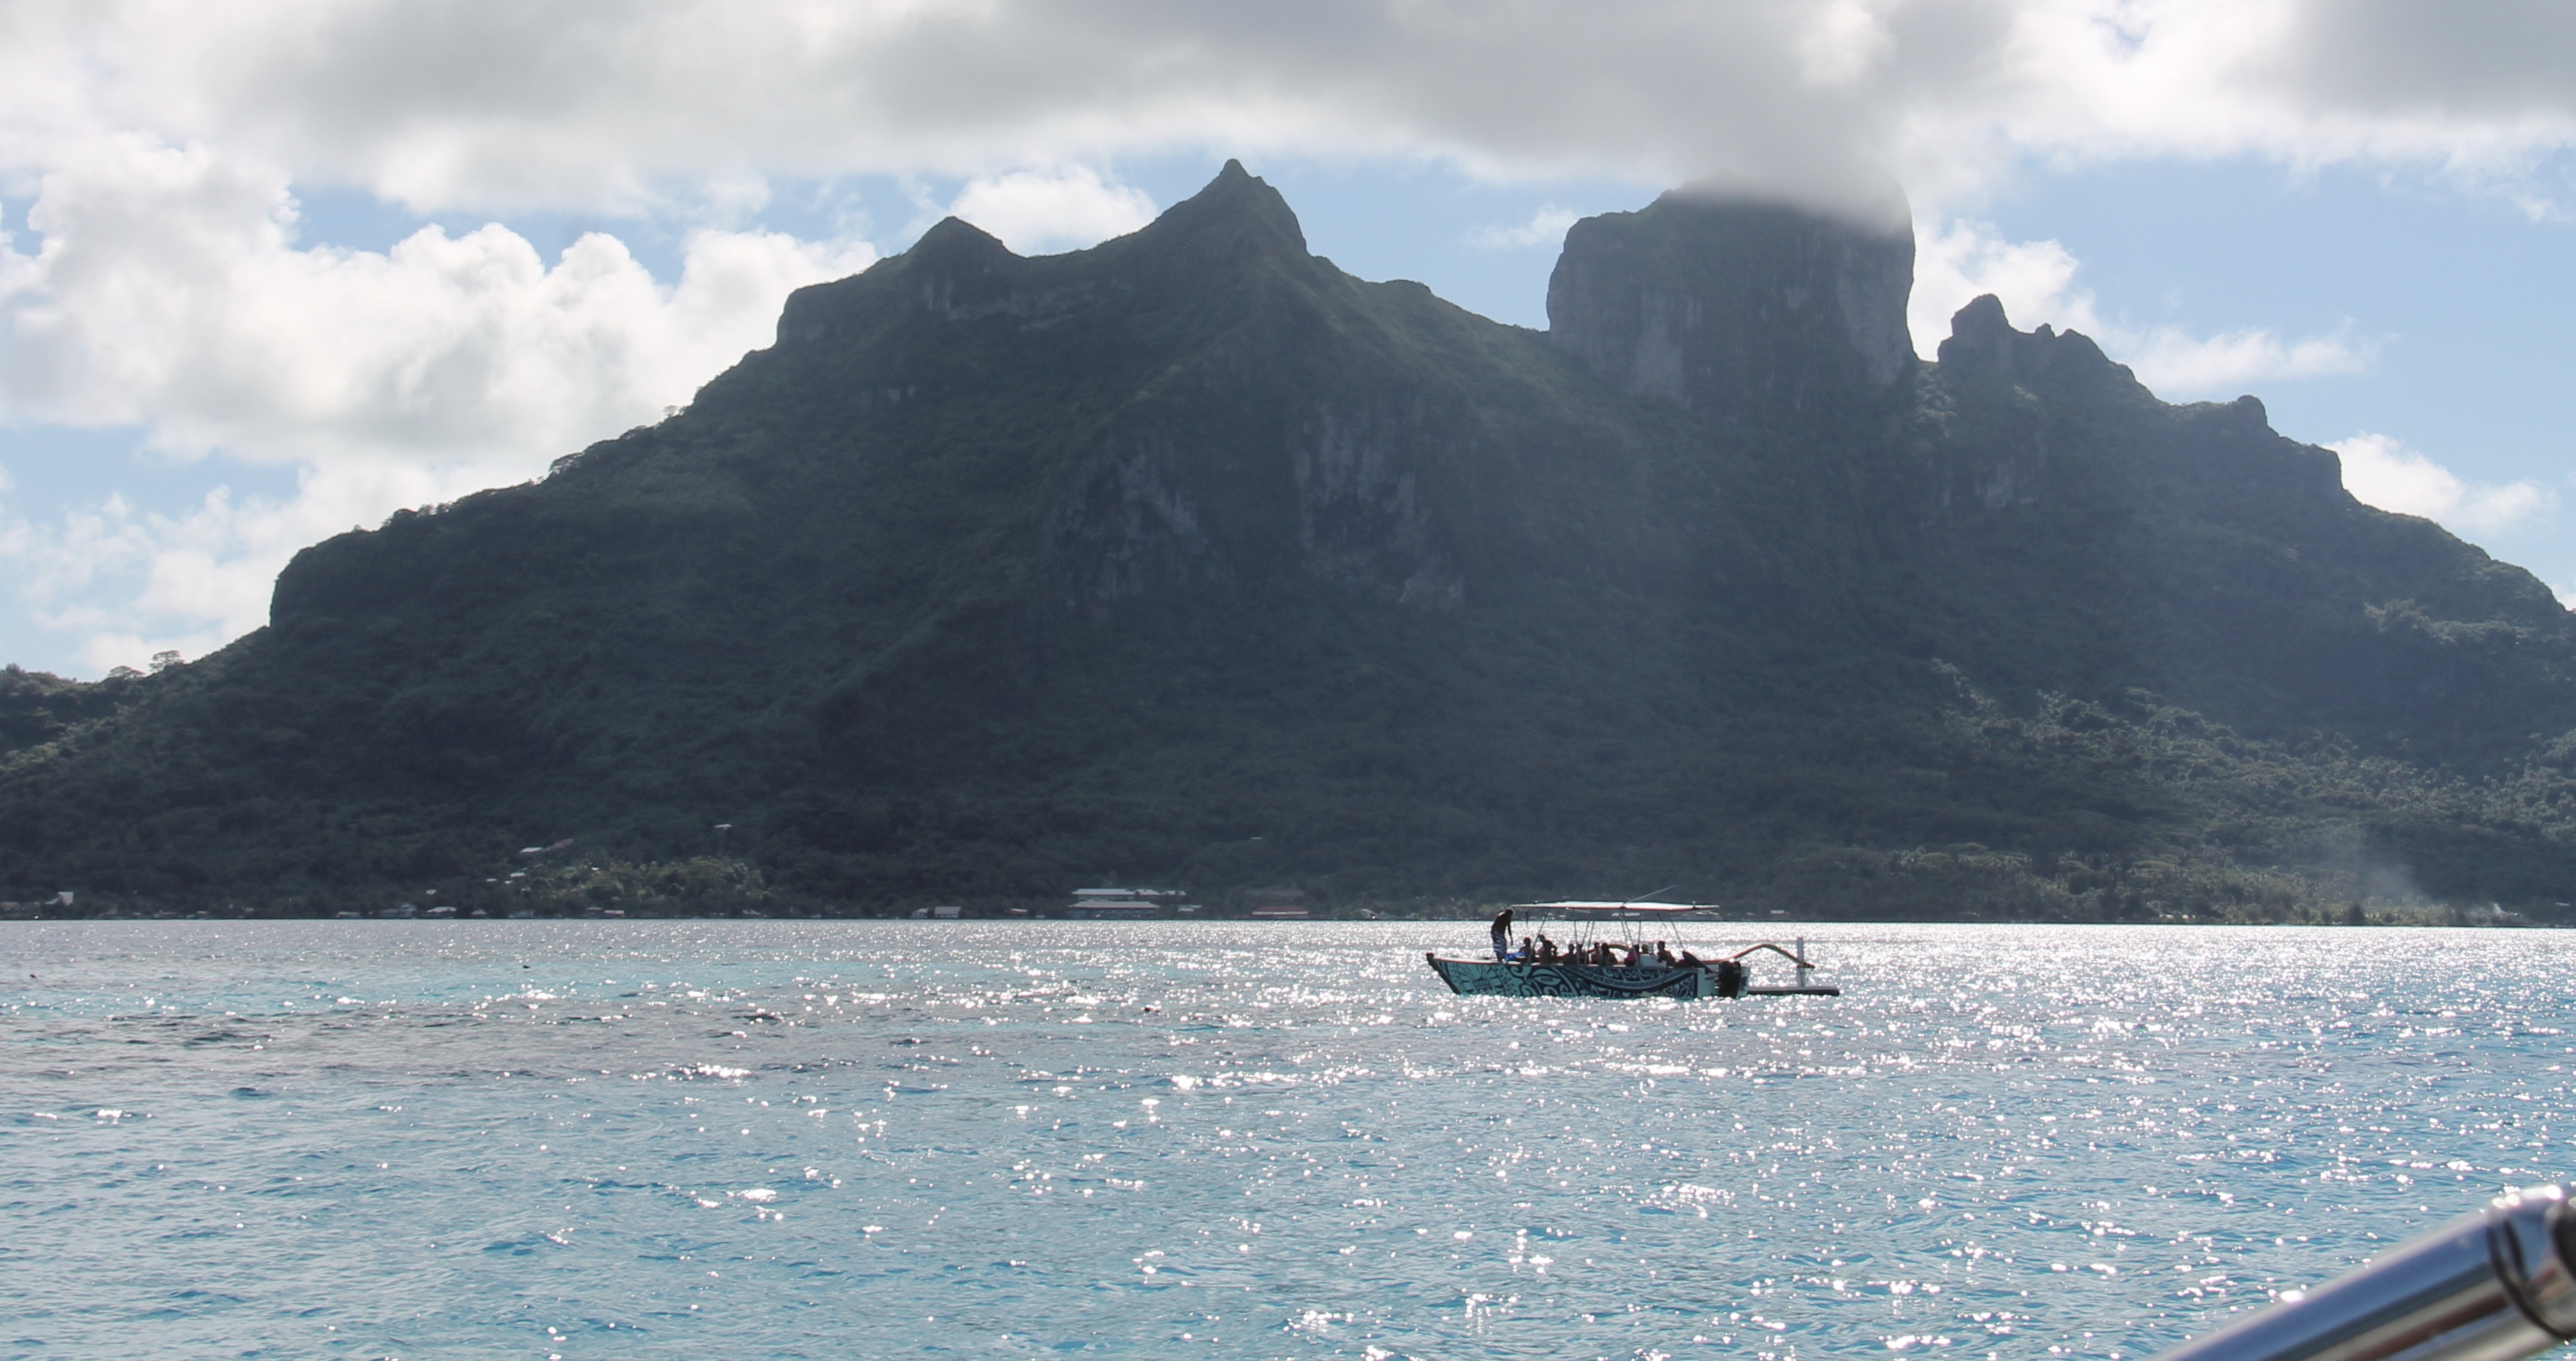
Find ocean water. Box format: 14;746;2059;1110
3;921;2571;1361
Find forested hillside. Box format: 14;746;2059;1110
3;163;2570;919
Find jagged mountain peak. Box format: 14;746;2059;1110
1937;293;2116;380
908;216;1017;270
771;161;1321;346
1122;158;1310;263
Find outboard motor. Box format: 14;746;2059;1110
1714;959;1746;998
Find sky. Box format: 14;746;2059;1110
1;1;2573;677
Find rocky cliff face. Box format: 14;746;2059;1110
1546;188;1916;427
8;163;2574;917
768;163;1476;622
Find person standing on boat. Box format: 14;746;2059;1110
1490;908;1514;961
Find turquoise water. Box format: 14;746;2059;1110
3;920;2570;1360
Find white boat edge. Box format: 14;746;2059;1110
1424;954;1841;1000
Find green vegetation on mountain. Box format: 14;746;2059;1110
3;161;2571;918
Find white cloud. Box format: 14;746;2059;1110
1467;204;1580;251
2113;323;2371;394
1911;216;2372;396
10;1;2576;669
11;2;2576;220
0;133;874;672
1;135;875;463
1795;1;1899;92
1911;218;2091;351
946;166;1156;255
2329;432;2557;535
0;463;501;675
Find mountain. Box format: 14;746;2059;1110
4;161;2573;919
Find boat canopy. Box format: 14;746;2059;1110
1508;900;1712;915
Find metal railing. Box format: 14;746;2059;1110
2151;1186;2576;1361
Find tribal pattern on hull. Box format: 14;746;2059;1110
1425;954;1734;1000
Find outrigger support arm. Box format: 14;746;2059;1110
1728;942;1815;969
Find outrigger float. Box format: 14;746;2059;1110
1425;900;1841;1000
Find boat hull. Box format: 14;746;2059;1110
1426;954;1746;1000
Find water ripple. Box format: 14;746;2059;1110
4;920;2572;1358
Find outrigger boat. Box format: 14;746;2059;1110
1425;900;1841;1000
